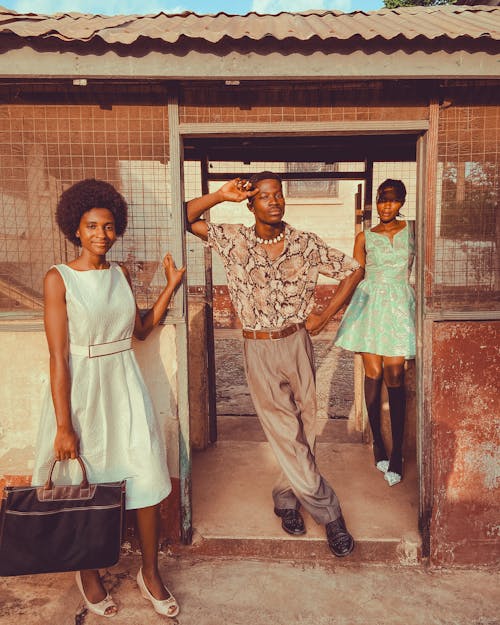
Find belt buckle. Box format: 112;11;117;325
88;337;132;358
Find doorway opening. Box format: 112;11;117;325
184;133;421;559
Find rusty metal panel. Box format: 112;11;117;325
0;6;498;46
430;320;500;566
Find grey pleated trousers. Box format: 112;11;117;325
243;327;342;525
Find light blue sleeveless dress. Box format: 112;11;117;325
31;262;171;510
335;222;416;359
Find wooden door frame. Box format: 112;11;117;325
169;104;430;544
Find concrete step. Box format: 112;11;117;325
192;435;421;565
186;532;421;566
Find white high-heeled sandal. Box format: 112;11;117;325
137;567;180;618
376;460;389;473
75;571;117;618
384;471;402;486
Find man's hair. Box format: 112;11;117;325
248;171;283;187
376;178;407;203
247;171;283;204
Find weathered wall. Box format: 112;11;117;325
430;320;500;566
188;296;210;450
0;323;182;542
179;83;429;123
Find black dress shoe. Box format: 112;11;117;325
326;515;354;557
274;508;306;535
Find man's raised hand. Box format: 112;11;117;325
219;178;259;203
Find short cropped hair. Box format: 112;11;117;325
56;179;128;246
376;179;407;203
248;171;283;187
247;171;283;205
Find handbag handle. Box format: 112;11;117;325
44;457;89;491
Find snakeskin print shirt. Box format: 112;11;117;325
206;222;360;330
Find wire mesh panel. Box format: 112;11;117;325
204;163;362;286
110;158;172;309
0;104;175;314
184;160;205;290
372;162;417;221
432;106;499;312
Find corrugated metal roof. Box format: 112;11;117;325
0;6;498;46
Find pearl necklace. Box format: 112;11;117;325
255;230;285;245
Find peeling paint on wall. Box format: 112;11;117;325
430;321;500;566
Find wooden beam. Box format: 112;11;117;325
179;121;429;137
1;48;498;80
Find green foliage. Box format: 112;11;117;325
383;0;456;7
440;162;498;241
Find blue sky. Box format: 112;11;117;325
5;0;384;16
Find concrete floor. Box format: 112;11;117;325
192;417;419;563
1;416;496;625
1;553;498;625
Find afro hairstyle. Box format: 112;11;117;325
56;178;128;247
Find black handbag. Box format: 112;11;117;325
0;457;126;576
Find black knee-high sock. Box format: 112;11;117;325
364;376;387;464
387;385;406;476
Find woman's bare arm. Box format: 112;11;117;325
353;231;367;268
122;253;185;341
44;268;79;460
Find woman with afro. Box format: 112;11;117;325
32;179;184;618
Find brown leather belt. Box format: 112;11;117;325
242;322;305;340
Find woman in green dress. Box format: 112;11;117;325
335;179;415;486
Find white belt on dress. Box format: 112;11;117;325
69;337;133;358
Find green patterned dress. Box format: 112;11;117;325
335;222;416;359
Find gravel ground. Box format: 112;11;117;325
1;554;498;625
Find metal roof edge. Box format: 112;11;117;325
0;6;498;47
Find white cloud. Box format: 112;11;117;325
251;0;352;13
5;0;367;16
7;1;186;15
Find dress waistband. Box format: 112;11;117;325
242;322;305;340
365;270;408;282
69;337;133;358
